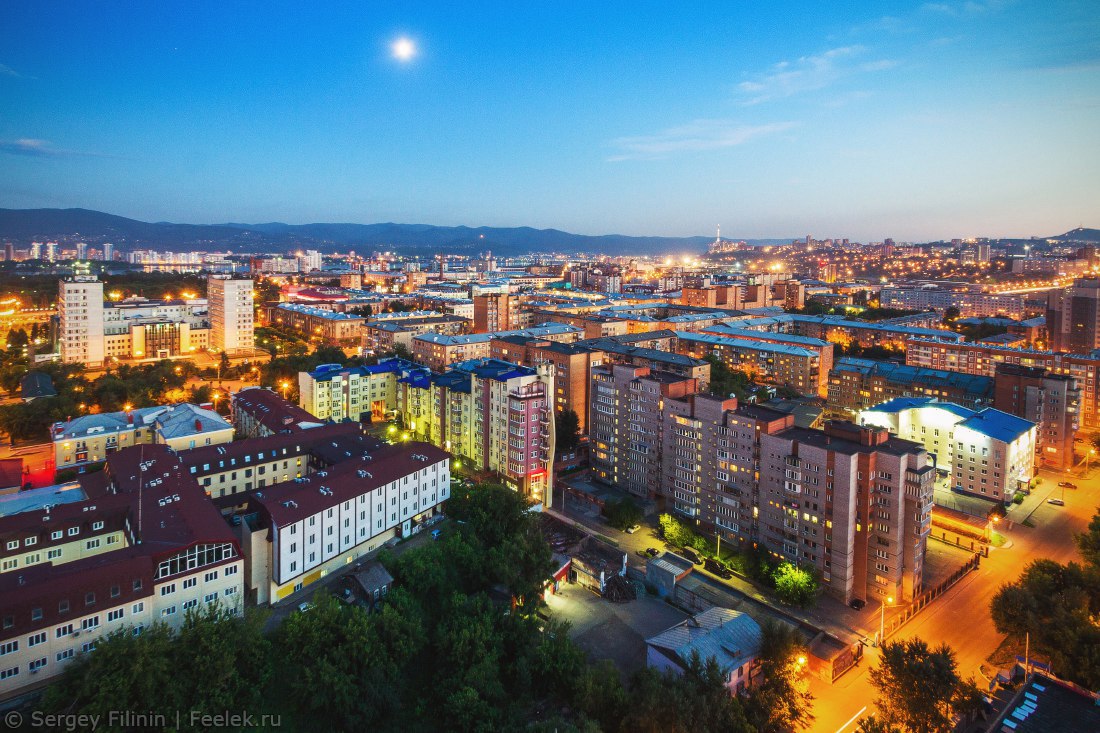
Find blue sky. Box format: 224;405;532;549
1;1;1097;241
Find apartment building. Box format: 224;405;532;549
582;336;710;392
489;336;604;432
241;442;450;604
363;314;468;355
397;359;555;506
58;277;106;366
705;314;963;351
411;323;582;372
993;364;1079;471
208;275;254;354
1046;277;1100;353
265;303;365;347
473;292;512;333
298;358;419;423
827;357;994;419
231;388;326;438
52;404;233;473
905;338;1100;430
758;422;934;604
859;397;1036;503
0;445;244;697
880;287;1027;319
675;331;827;398
589;364;698;500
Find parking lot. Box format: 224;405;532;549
545;582;689;678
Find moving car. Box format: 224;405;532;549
1048;498;1065;506
1057;481;1077;489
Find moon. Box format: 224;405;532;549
392;37;416;62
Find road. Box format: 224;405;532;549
553;474;1097;733
812;469;1097;733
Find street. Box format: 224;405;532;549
552;473;1098;733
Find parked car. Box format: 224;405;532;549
297;601;313;613
680;548;702;565
1057;481;1077;489
625;524;640;534
643;547;659;558
704;558;734;579
431;528;443;540
849;598;866;611
1048;498;1065;506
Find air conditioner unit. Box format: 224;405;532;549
72;631;80;637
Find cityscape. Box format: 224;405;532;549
1;3;1099;733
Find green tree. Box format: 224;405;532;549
1076;507;1100;568
603;496;643;531
867;638;981;733
618;652;755;733
773;563;819;608
743;620;815;732
659;512;705;551
555;408;581;453
990;558;1100;689
942;306;961;325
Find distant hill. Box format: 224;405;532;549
0;208;723;256
1048;227;1100;243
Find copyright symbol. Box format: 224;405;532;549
3;711;21;729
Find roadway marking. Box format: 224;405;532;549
834;706;867;733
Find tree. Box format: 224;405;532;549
942;306;961;325
772;562;819;608
618;652;755;733
990;558;1100;689
555;408;581;454
743;620;815;732
867;638;981;733
1076;507;1100;568
659;513;706;551
603;496;643;531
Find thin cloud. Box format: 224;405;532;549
0;138;119;159
0;63;34;79
736;46;896;104
608;119;796;161
921;1;1008;16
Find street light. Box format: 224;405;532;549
280;381;290;400
879;596;894;646
213;393;222;412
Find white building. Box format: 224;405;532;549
298;358;417;423
208;275;254;354
59;276;106;367
242;442;450;604
859;397;1036;503
297;250;323;273
0;445;243;697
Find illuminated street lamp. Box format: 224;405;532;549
879;596;894;646
213;393;222;412
280;381;290;400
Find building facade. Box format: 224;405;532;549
993;364;1079;471
209;275;255;354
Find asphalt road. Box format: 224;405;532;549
812;468;1098;733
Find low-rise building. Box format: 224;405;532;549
363;314;468;355
52;404;233;474
859;397;1036;503
675;331;826;398
240;442;450;604
298;358;420;423
231;388;326;438
264;303;365;347
412;323;582;372
0;445;244;698
646;608;763;695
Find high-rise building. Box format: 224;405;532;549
473;292;511;333
398;358;555;506
993;364;1078;471
45;242;57;262
758;421;933;604
208;275;254;354
297;249;323;272
589;364;698;499
2;243;12;262
102;242;114;262
75;242;87;260
29;242;42;260
1047;277;1100;354
59;276;106;366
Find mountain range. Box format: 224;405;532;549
0;208;1096;257
0;208;735;257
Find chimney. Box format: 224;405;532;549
195;419;203;431
128;412;134;425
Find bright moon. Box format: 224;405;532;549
392;37;416;61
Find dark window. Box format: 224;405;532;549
85;592;95;606
110;585;120;598
133;579;142;591
31;608;42;621
58;600;69;613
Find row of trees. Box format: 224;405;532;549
990;508;1100;690
38;484;818;732
657;513;820;608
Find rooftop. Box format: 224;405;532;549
232;388;326;434
675;331;818;358
958;408;1036;443
833;357;994;397
646;607;763;674
276;302;363;320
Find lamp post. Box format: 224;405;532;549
280;381;290;400
879;595;894;646
213;393;221;414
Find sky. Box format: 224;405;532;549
1;1;1098;242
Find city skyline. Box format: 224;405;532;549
1;2;1098;241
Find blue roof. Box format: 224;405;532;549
646;608;762;674
675;331;817;358
864;397;979;420
958;408;1036;443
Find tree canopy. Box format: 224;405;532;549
865;638;982;733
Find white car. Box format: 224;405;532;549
625;524;640;534
298;601;313;612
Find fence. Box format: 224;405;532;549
882;552;981;642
